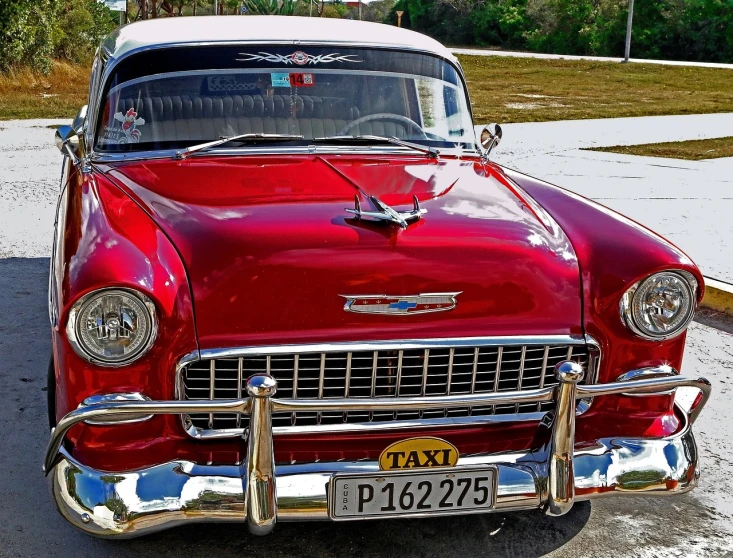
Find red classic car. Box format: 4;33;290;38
47;16;711;537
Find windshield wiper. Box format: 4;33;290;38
312;135;440;158
175;133;304;160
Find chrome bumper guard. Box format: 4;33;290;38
45;362;711;538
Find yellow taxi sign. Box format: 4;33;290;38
378;437;459;471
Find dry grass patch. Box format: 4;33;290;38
459;55;733;124
587;136;733;160
0;61;90;120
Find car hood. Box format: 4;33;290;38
105;155;582;348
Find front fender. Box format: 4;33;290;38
499;165;703;421
52;166;198;469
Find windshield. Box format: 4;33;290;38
94;46;475;153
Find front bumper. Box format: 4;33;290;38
46;367;711;538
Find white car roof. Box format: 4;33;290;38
102;15;457;63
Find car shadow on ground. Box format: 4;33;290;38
117;504;592;558
0;256;589;558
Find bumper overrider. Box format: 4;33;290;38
45;362;711;538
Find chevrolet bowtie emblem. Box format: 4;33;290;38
340;293;461;315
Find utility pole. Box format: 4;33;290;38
624;0;635;62
358;0;362;20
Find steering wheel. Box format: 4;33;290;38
339;113;428;139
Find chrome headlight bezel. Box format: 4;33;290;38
620;271;698;341
66;288;158;367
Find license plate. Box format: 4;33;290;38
329;467;496;520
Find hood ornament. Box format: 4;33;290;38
346;194;426;229
341;292;461;315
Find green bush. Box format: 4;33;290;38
0;0;55;73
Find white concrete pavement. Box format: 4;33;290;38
452;47;733;70
0;119;67;259
483;112;733;283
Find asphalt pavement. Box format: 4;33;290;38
1;118;733;556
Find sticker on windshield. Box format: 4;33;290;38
271;72;291;87
238;51;361;65
99;108;145;145
290;73;315;87
206;75;258;93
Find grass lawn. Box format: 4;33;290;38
2;56;733;123
458;55;733;123
586;136;733;160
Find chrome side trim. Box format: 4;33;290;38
78;393;152;425
616;365;677;396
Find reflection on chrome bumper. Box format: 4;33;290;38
46;364;711;538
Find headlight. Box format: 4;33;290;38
67;288;157;365
620;271;697;340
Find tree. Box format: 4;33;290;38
362;0;397;22
53;0;116;64
244;0;300;14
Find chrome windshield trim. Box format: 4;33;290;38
196;335;589;360
91;145;478;164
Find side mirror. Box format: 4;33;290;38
55;125;81;164
72;105;88;135
479;123;502;159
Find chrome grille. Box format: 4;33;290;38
180;340;594;435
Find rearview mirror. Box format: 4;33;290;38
55;125;80;163
72;105;87;134
479;123;502;159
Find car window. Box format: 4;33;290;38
94;46;474;153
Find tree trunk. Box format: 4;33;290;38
151;0;158;18
192;0;196;15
